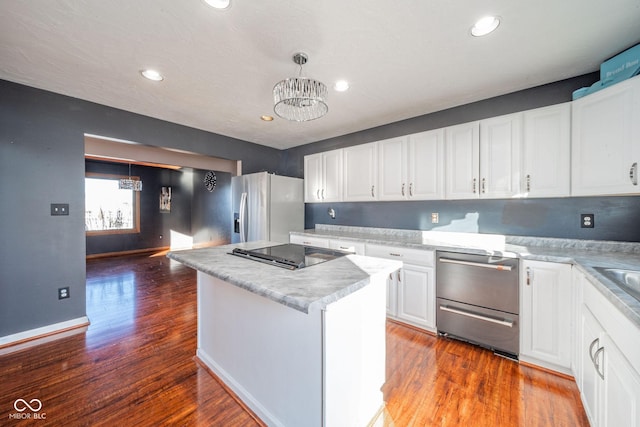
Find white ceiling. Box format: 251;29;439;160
1;1;639;150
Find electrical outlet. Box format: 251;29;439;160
51;203;69;216
581;213;595;228
431;213;439;224
58;287;70;299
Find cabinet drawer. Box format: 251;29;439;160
365;244;434;267
289;234;330;248
329;239;365;255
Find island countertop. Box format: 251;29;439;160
167;241;402;314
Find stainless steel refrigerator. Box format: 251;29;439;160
231;172;304;244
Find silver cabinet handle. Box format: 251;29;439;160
526;267;533;286
481;177;486;193
630;162;638;186
526;174;531;192
397;270;401;282
472;178;477;193
594;346;605;380
371;185;375;197
316;189;320;199
439;305;514;327
389;252;403;257
589;338;599;364
439;257;513;271
401;183;405;196
321;189;325;199
409;183;413;197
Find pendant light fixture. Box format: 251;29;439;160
119;163;143;191
273;52;328;122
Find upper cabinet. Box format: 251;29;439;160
522;103;571;197
303;149;343;203
480;113;522;198
343;143;377;201
572;75;640;196
377;130;445;201
445;113;521;199
445;121;480;199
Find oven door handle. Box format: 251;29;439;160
438;257;513;271
439;305;515;328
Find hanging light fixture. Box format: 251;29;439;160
119;163;143;191
273;52;328;122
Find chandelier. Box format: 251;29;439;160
273;53;328;122
119;163;143;191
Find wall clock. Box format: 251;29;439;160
204;171;217;192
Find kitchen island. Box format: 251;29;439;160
167;241;401;427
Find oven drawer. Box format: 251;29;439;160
436;298;519;356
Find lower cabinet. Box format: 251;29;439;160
520;260;573;373
289;234;330;248
365;244;435;332
578;271;640;427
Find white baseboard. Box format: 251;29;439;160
0;316;90;355
197;348;282;427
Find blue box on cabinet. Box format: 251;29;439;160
573;43;640;100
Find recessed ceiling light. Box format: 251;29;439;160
471;16;500;37
334;80;350;92
140;69;164;81
260;115;274;122
204;0;230;9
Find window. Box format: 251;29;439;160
85;173;140;235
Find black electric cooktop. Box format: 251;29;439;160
230;243;349;270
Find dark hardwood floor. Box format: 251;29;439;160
1;253;589;426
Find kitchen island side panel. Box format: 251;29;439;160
197;271;323;427
196;270;388;427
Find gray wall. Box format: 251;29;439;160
0;79;282;337
191;169;232;246
284;73;640;242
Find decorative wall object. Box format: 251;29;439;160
160;186;171;213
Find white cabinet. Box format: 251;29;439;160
522;103;571;197
303;149;343;203
520;260;573;374
445;113;521;199
578;270;640;427
289;234;330;248
377;137;407;200
365;244;435;331
479;113;522;198
445;121;480;199
572;75;640;196
343;143;377;201
377;130;445;201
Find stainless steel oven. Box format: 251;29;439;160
436;251;519;359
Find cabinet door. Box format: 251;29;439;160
602;334;640;427
522;103;571;197
386;270;399;318
445;121;480;199
397;264;434;330
304;153;322;202
572;76;640;196
377;137;407;201
343;143;377;201
580;306;605;427
479;113;522;198
408;129;445;200
328;239;365;255
322;149;343;202
520;261;573;372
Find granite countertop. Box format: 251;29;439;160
291;225;640;328
167;240;402;314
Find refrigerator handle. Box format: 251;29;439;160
239;192;247;243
